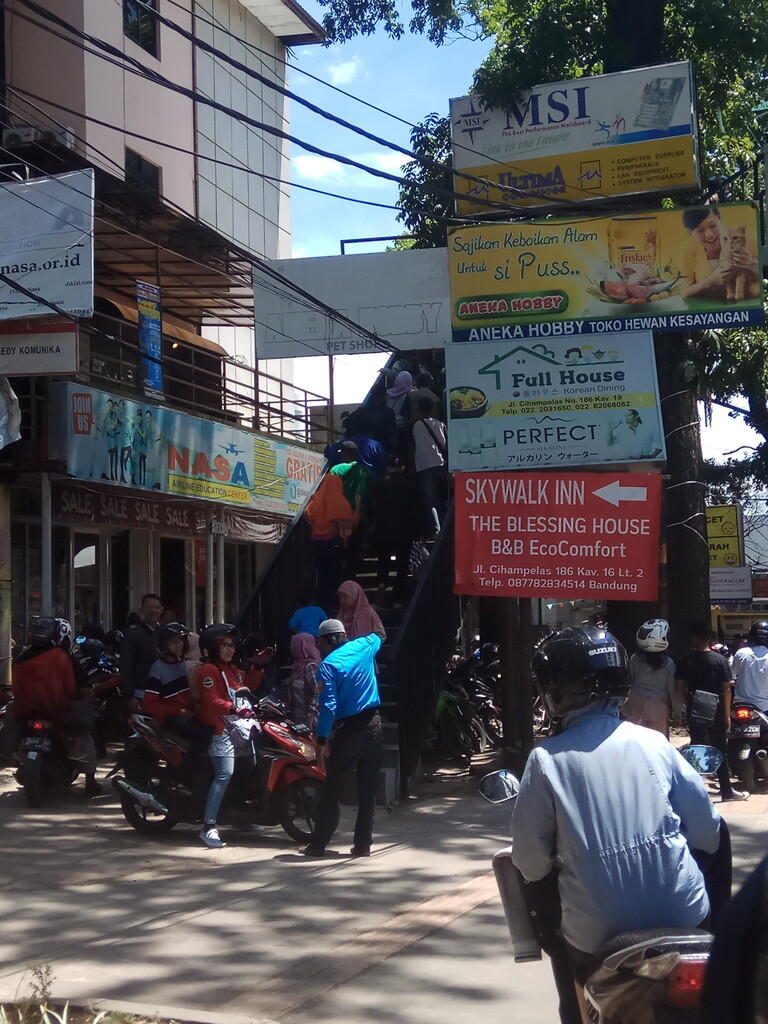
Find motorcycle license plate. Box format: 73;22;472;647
22;737;50;751
730;724;760;738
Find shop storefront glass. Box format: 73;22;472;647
73;533;100;634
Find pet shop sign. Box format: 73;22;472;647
450;62;699;214
448;203;764;341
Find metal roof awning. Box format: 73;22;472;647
93;178;259;332
94;286;229;356
234;0;325;44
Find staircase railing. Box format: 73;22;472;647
236;516;315;654
388;503;460;794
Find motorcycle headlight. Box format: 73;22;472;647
297;740;315;762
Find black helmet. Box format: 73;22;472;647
27;617;59;648
531;626;629;718
480;642;500;666
105;629;124;650
158;621;190;655
73;637;106;674
199;623;238;659
749;621;768;646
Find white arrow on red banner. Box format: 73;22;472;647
593;480;649;507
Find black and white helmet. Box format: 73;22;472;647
636;618;669;653
531;626;629;719
54;618;73;650
749;621;768;647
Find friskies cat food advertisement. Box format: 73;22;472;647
448;203;764;340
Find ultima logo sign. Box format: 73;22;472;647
503;86;590;130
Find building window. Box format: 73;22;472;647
123;0;158;56
125;148;161;195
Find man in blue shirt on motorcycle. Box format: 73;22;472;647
511;625;721;1018
303;619;383;858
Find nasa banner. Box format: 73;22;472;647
48;382;324;516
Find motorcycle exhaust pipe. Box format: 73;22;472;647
756;750;768;761
112;777;168;815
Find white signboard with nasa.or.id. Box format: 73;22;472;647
253;248;450;358
0;170;94;318
445;330;666;471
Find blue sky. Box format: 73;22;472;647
286;12;492;257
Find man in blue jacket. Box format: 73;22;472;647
512;626;721;1017
303;619;383;858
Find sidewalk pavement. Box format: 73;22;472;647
0;764;766;1024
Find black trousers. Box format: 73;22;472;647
312;537;343;613
312;709;382;851
690;717;734;798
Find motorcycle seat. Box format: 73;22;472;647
597;927;711;960
160;728;190;752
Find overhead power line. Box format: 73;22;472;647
131;0;545;206
7;86;401;212
160;0;620;207
10;0;519;215
134;0;621;209
0;126;397;356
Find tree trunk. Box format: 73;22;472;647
604;0;666;72
602;16;709;657
654;332;710;658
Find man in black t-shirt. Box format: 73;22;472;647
676;623;748;801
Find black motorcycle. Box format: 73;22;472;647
727;699;768;793
73;637;127;754
16;718;82;807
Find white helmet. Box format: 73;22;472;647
636;618;669;653
54;618;73;650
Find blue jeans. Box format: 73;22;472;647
203;753;234;825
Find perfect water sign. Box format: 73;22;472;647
450;62;699;214
445;331;666;471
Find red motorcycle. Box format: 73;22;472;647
111;696;328;843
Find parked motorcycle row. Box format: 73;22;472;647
432;643;768;800
433;642;504;759
2;636;328;844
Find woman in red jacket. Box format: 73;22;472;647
194;623;245;849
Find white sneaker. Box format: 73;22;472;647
199;825;226;848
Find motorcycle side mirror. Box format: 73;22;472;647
479;769;521;804
678;744;724;776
